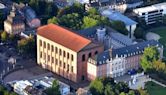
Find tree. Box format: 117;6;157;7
134;27;144;39
82;16;99;29
57;3;85;17
18;35;35;57
58;13;83;30
45;2;58;17
104;84;115;95
138;88;149;95
140;46;159;71
89;78;104;95
45;80;61;95
47;17;58;24
128;90;135;95
1;31;8;42
119;92;127;95
111;20;128;35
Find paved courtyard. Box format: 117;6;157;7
3;66;51;83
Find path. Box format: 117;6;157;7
146;32;160;41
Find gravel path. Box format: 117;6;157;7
146;32;160;41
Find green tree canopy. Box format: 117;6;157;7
82;16;99;29
45;80;61;95
140;46;159;71
134;27;144;39
58;13;82;30
89;78;104;95
1;31;8;42
47;17;58;24
111;20;128;35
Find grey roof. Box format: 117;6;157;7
101;9;137;26
77;26;133;46
112;40;162;57
22;6;37;22
110;32;132;46
94;40;162;65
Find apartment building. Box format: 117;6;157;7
87;40;163;80
37;24;104;82
133;2;166;25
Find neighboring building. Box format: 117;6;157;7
85;0;143;13
21;5;41;28
11;76;70;95
100;9;137;39
37;24;104;82
133;2;166;25
78;26;133;49
4;6;25;34
87;40;163;80
13;3;41;28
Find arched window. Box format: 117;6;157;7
95;51;98;55
82;54;85;61
88;53;92;58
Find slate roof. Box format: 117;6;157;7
112;40;162;57
93;40;162;65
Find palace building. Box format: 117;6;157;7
37;24;104;82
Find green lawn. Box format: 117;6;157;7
145;81;166;95
148;27;166;56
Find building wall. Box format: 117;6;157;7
87;59;97;80
125;54;141;71
77;46;104;82
4;21;25;34
37;35;78;82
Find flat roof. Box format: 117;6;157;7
101;9;137;26
134;2;166;13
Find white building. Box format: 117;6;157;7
100;8;137;39
133;2;166;25
11;76;70;95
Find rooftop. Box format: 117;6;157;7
37;24;91;52
134;2;166;13
93;40;162;65
101;9;137;26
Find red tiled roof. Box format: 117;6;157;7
37;24;91;52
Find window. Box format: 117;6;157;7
44;53;46;60
95;51;98;55
40;52;42;58
55;47;58;53
56;59;58;65
48;55;50;62
44;42;46;48
71;66;73;72
63;62;66;69
82;54;85;61
88;53;92;58
39;40;42;46
71;54;74;61
63;51;66;57
52;57;54;63
59;49;62;55
67;64;69;72
60;61;62;67
51;45;54;52
67;52;69;59
47;43;50;50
